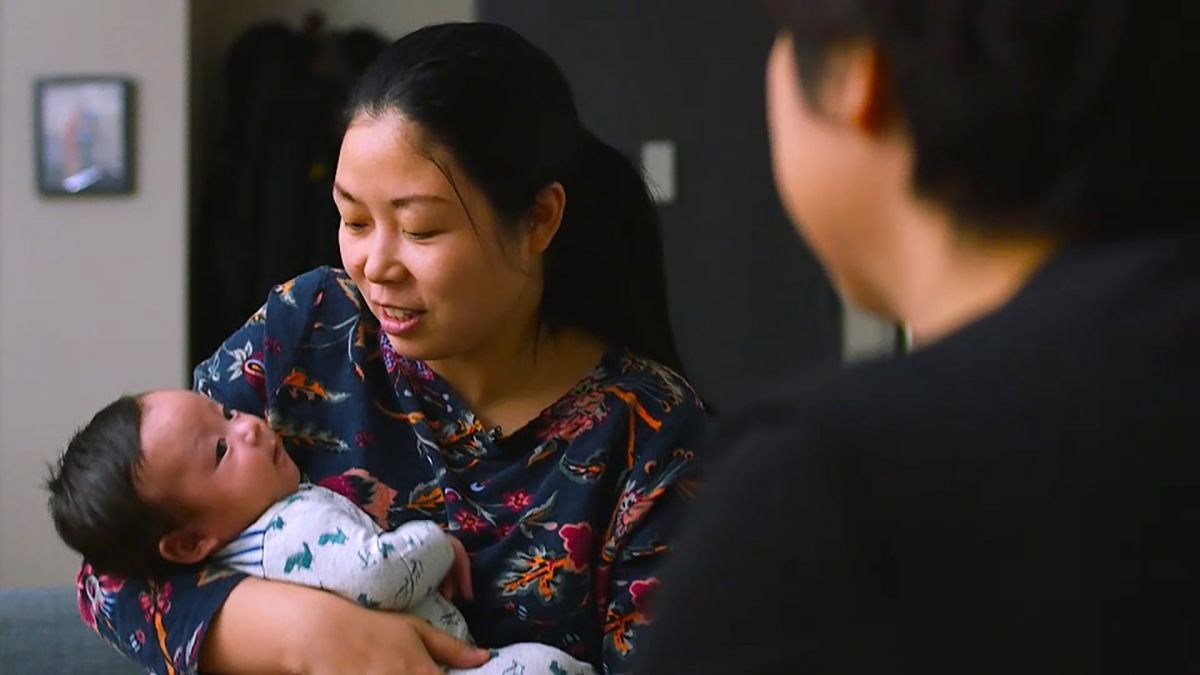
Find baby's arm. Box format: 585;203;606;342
255;487;455;611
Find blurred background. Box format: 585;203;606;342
0;0;894;587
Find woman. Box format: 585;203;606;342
77;23;706;675
642;1;1198;673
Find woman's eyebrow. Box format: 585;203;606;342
332;183;360;204
333;183;447;211
390;194;448;210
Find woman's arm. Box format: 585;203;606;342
597;400;706;675
193;273;488;673
73;298;279;671
201;578;490;674
75;561;244;673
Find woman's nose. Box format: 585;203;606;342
362;227;407;281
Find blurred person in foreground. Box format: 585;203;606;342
641;1;1199;672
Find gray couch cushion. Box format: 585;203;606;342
0;587;138;674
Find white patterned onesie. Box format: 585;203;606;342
214;484;595;675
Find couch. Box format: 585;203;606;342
0;586;137;674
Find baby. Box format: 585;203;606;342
47;389;595;675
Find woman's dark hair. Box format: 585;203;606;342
345;22;688;376
46;395;180;579
765;0;1198;239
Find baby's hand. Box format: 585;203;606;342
439;536;473;602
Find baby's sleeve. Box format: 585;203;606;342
259;488;454;611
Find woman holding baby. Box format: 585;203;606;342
76;22;706;675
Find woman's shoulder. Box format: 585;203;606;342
592;347;708;426
252;267;369;387
253;267;371;337
266;267;361;313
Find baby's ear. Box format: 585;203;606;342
159;529;220;565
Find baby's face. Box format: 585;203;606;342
137;390;301;545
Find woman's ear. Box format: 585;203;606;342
158;529;220;565
527;182;566;256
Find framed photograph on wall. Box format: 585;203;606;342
34;76;134;196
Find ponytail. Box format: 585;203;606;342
543;130;687;376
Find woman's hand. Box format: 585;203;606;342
201;578;490;674
299;609;490;675
439;536;474;603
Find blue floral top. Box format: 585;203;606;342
75;267;706;675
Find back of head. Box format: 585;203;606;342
767;0;1200;240
345;22;688;375
46;395;177;579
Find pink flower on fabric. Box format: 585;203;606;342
496;523;515;540
559;522;593;570
137;593;150;621
318;474;356;502
137;583;172;623
128;628;147;654
544;412;597;443
240;354;266;398
503;489;533;512
455;510;486;534
629;577;659;609
318;469;397;528
77;564;125;631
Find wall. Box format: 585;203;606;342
190;0;474;155
0;0;190;586
187;0;474;362
478;2;853;407
844;306;898;362
0;0;474;591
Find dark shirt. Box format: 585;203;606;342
641;232;1200;673
76;267;707;675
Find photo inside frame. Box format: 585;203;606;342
37;78;131;195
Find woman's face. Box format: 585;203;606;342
334;114;542;362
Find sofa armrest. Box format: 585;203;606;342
0;587;138;674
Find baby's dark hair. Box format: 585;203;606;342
46;394;181;579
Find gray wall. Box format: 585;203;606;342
189;0;475;201
0;0;190;587
477;2;849;407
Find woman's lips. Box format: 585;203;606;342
377;304;426;335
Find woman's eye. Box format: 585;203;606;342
215;438;229;462
222;404;235;420
341;219;370;233
404;230;437;241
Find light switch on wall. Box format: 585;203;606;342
641;140;676;204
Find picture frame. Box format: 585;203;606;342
34;76;135;196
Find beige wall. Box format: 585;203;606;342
0;0;191;587
0;0;473;588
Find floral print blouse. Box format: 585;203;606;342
75;267;707;675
